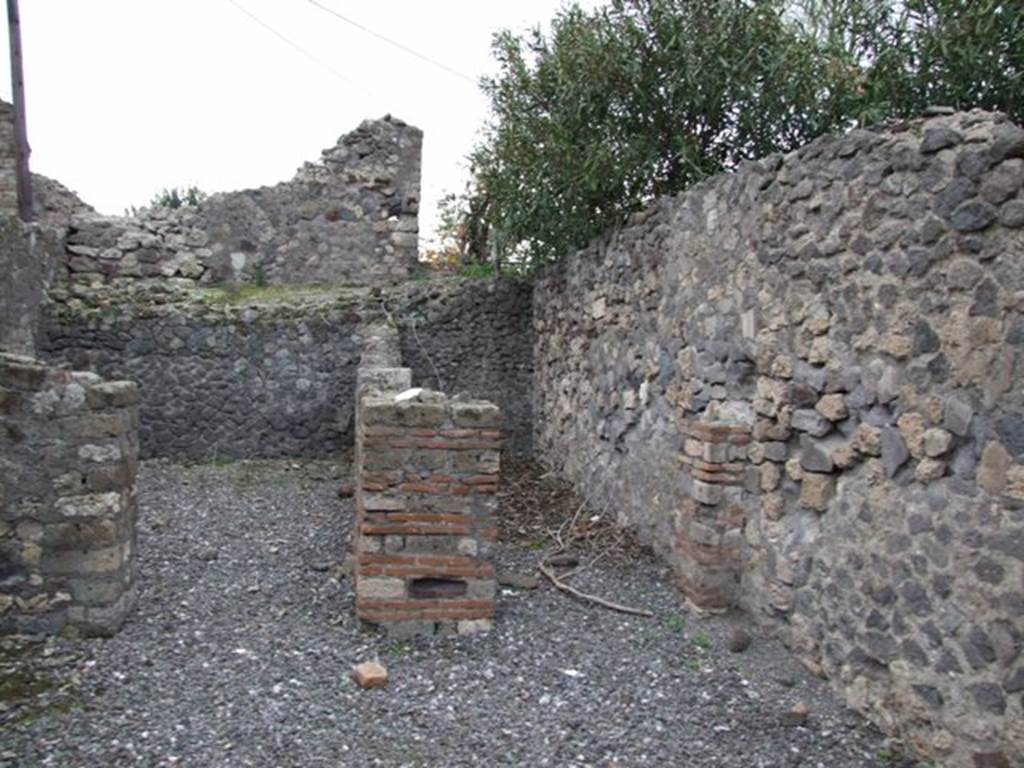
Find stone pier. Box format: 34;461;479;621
0;353;139;636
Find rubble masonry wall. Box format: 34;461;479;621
0;353;139;637
532;110;1024;766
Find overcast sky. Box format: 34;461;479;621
0;0;599;248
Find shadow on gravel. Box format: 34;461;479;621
2;457;924;768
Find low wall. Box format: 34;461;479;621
533;110;1024;765
0;353;138;636
41;288;364;460
39;278;531;462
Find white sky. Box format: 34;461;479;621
0;0;600;249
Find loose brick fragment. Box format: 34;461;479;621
351;661;388;689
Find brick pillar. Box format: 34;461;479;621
674;419;754;611
353;387;501;637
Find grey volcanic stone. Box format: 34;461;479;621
944;397;974;436
951;201;997;232
0;461;902;768
799;436;834;473
969;683;1007;715
881;428;910;477
1000;200;1024;228
919;127;962;154
792;409;831;437
991;122;1024;162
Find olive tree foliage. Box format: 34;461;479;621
444;0;1023;271
793;0;1023;121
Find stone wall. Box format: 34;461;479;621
0;101;17;215
352;326;501;638
0;353;139;636
393;278;534;454
0;218;61;356
56;116;421;290
41;288;365;460
37;278;532;463
533;110;1024;766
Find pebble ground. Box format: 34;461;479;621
1;458;922;767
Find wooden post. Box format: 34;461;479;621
7;0;33;222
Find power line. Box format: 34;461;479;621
225;0;374;98
306;0;477;85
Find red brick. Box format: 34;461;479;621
362;471;402;485
683;420;752;445
358;607;494;622
674;536;729;566
359;564;493;579
361;521;466;536
691;468;742;485
675;573;734;609
399;481;449;494
356;598;493;611
693;459;745;473
439;429;483;439
359;552;495;570
463;474;498;485
363;426;406;437
360;521;497;538
366;512;483;524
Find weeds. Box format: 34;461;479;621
664;614;686;634
692;631;712;650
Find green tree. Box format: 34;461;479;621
449;0;1023;271
152;186;207;209
793;0;1024;119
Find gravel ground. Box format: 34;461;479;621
1;458;922;768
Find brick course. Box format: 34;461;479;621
352;325;500;637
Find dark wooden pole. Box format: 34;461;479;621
7;0;32;222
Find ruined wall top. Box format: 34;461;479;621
0;102;422;293
60;115;421;290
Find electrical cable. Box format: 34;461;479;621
225;0;374;98
306;0;477;85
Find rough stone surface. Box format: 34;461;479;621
532;110;1024;767
52;116;421;289
394;278;534;455
0;353;138;636
41;288;365;459
38;278;533;460
0;218;63;356
4;97;1023;768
